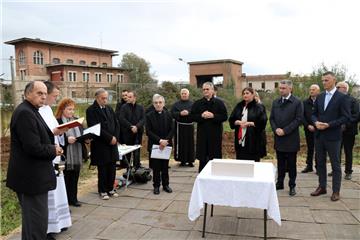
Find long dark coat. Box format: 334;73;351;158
191;97;228;160
119;102;145;145
6;100;57;195
270;95;303;152
86;100;120;166
145;109;174;168
229;99;267;159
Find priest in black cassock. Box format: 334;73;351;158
191;82;228;172
171;88;195;167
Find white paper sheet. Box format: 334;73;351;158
150;145;172;159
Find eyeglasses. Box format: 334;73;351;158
202;88;210;91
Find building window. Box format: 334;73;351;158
274;82;279;88
72;91;77;98
91;61;97;66
117;74;124;83
66;59;74;64
82;72;90;82
19;50;25;65
52;58;60;64
248;82;252;88
102;63;107;67
95;73;102;83
20;69;26;80
261;82;265;89
79;60;86;65
107;73;113;83
68;71;76;82
33;50;43;65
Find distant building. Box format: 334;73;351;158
5;37;129;105
188;59;287;98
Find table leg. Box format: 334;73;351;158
264;209;267;240
125;156;133;190
211;204;214;217
202;203;207;238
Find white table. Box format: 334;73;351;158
188;160;281;239
117;144;141;189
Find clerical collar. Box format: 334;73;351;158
157;111;162;114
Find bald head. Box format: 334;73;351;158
309;84;320;98
25;81;47;109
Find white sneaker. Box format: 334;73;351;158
109;190;119;198
100;193;109;200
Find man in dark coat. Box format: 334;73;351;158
270;80;303;196
119;90;145;169
335;81;359;180
171;88;195;167
7;81;64;240
301;84;320;173
191;82;228;172
86;88;120;200
146;94;174;194
115;89;128;142
310;72;350;202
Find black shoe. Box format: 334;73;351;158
163;185;173;193
153;187;160;195
188;163;194;167
47;233;56;240
289;187;296;196
301;167;313;173
70;201;82;207
344;173;352;180
179;162;186;167
276;182;284;190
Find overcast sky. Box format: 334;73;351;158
1;0;359;83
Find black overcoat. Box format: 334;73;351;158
191;97;228;160
119;102;145;145
6;100;57;195
270;95;303;152
229;99;267;155
86;100;120;166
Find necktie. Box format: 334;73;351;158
324;92;331;110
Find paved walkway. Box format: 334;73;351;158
8;160;360;239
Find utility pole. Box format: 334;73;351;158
10;56;17;106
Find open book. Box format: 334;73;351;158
76;123;100;142
57;117;84;130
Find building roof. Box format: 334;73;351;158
4;37;118;54
188;59;244;65
46;63;127;71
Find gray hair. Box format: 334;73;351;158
95;88;108;97
153;94;165;104
202;82;214;90
180;88;190;94
279;80;293;88
310;84;320;90
337;81;349;92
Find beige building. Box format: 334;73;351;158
5;37;129;105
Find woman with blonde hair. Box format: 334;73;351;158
55;98;85;207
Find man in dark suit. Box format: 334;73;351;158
6;81;64;240
270;80;303;196
86;88;120;200
146;94;174;194
115;89;128;142
310;72;351;201
335;81;359;180
301;84;320;173
119;90;145;169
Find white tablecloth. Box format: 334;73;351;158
188;161;281;225
118;144;141;159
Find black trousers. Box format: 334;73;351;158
341;134;355;174
97;161;116;194
304;129;317;169
315;137;341;193
64;169;80;204
276;151;297;188
151;158;169;188
17;192;48;240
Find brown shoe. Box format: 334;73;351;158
310;187;327;196
331;192;340;201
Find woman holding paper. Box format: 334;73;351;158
229;87;268;162
146;94;174;195
55;98;85;207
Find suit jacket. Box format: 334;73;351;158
86;100;120;166
311;90;350;141
343;95;359;136
6;100;57;195
270;95;303;152
119;102;145;144
303;97;316;129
